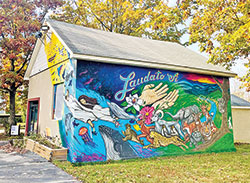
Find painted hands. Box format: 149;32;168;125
139;83;170;106
139;82;179;109
152;89;179;110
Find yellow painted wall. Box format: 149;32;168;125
232;108;250;143
44;33;69;84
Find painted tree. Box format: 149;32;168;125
175;0;249;149
180;0;250;90
0;0;63;126
196;77;231;151
52;0;187;44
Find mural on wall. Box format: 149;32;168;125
44;33;74;140
60;60;235;163
44;33;70;84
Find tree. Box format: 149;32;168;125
0;0;63;126
52;0;187;44
175;0;249;150
180;0;250;90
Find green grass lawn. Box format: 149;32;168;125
53;144;250;183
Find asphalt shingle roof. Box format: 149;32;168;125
231;94;250;107
46;19;234;76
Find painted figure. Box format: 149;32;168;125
65;113;73;136
99;125;139;160
64;89;138;134
166;104;200;125
189;131;204;147
217;98;225;113
122;123;144;145
200;105;217;141
107;102;137;121
183;113;202;143
79;127;96;147
137;117;155;144
64;90;117;134
151;110;184;138
143;131;188;150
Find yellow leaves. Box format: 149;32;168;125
122;1;132;9
1;58;12;70
238;1;247;9
54;0;186;43
232;21;250;42
242;78;250;92
77;0;84;7
189;0;250;68
183;10;190;20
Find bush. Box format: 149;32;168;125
0;116;24;136
0;118;10;136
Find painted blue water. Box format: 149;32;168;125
199;97;217;123
62;87;157;162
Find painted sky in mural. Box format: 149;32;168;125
61;60;235;163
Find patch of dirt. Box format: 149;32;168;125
0;143;28;154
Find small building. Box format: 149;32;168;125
25;19;237;163
231;94;250;143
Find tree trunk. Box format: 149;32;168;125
195;77;231;151
8;86;16;126
219;78;230;134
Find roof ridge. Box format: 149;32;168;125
46;18;181;45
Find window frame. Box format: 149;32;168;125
52;83;64;120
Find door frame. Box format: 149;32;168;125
25;97;40;136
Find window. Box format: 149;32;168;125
53;84;64;120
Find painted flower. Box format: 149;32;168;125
139;106;154;125
126;94;143;111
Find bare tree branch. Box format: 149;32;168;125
85;1;111;32
73;0;85;25
16;50;32;74
0;87;10;93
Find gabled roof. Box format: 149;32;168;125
25;19;236;79
231;94;250;108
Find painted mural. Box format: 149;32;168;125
60;60;235;163
44;33;70;84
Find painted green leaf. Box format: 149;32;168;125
132;90;138;95
131;108;137;114
121;101;128;107
127;107;132;112
155;104;160;110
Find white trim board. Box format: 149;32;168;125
73;53;237;77
232;106;250;109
